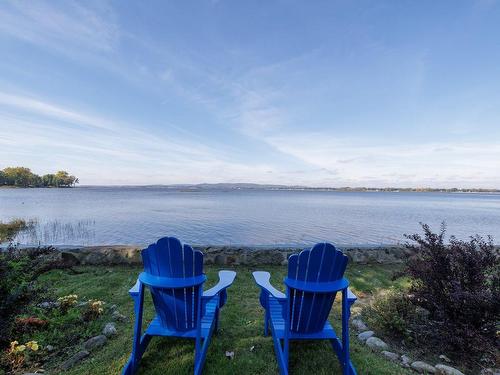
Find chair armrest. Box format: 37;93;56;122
129;279;141;297
203;270;237;298
347;288;357;304
252;271;286;299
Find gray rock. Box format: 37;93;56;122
214;254;226;265
357;330;374;342
102;322;117;337
112;310;127;322
45;345;55;352
83;335;107;351
38;301;59;309
365;337;388;351
438;354;451;363
109;304;118;311
60;350;89;370
401;354;412;367
435;364;464;375
415;306;431;318
381;351;399;362
411;361;436;373
76;301;88;307
481;369;500;375
351;318;368;331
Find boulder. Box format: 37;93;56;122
438;354;451;363
112;310;127;322
83;335;107;351
411;361;436;373
351;318;368;331
102;322;117;337
400;354;412;367
365;337;388;351
60;350;89;370
38;301;60;309
357;330;374;342
435;364;464;375
415;306;431;319
381;351;399;362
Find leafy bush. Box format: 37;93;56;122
404;223;499;361
0;247;68;348
82;300;105;321
0;248;97;373
364;289;430;344
57;294;78;314
367;223;499;367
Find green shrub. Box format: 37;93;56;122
0;247;62;349
364;289;420;341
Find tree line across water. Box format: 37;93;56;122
0;167;79;188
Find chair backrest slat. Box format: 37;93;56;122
141;237;204;331
287;243;348;333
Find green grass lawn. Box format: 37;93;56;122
37;264;411;374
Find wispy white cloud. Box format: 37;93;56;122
0;91;280;185
263;132;500;187
0;91;116;131
0;0;119;52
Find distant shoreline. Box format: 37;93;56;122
0;185;73;189
72;183;500;193
3;184;499;193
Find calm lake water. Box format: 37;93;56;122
1;187;499;246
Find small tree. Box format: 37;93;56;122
2;167;37;187
41;174;55;187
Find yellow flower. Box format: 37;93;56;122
15;345;26;353
26;341;39;351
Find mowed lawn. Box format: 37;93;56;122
38;264;410;374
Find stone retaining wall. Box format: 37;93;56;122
60;245;417;266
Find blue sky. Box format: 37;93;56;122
0;0;499;187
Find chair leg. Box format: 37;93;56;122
341;288;350;375
264;310;269;336
330;338;357;375
123;334;152;375
122;284;149;375
194;336;212;375
214;308;220;333
270;334;288;375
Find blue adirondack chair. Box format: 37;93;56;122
122;237;236;375
253;243;357;375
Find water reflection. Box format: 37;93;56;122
16;219;96;246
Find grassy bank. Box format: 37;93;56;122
32;264;410;374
